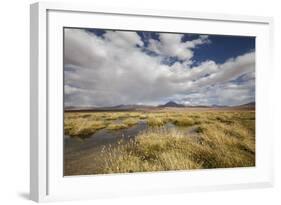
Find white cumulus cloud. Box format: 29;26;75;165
64;28;255;107
148;34;210;61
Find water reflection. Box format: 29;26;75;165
64;121;148;154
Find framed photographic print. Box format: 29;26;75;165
30;2;274;202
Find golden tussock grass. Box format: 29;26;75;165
95;111;255;173
64;118;107;138
123;118;139;126
64;110;255;174
107;123;128;130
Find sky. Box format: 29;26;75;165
64;28;255;107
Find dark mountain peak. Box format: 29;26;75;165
159;101;184;107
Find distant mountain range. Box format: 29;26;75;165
65;101;255;111
234;102;255;108
159;101;256;108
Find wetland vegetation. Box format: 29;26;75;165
64;109;255;175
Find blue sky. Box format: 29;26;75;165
85;28;255;64
64;28;255;107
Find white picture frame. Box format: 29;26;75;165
30;2;274;202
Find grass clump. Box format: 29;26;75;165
99;128;202;173
107;123;128;130
139;114;147;119
147;116;165;127
64;119;107;138
128;113;140;117
123;118;139;126
105;113;120;120
171;116;196;126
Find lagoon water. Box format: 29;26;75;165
64;120;198;175
64;121;148;154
